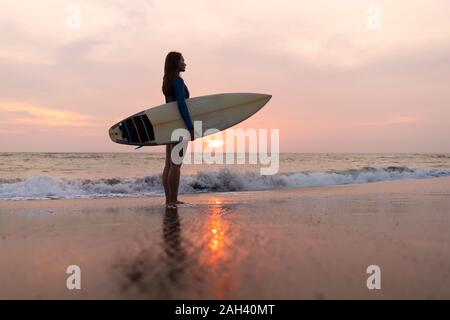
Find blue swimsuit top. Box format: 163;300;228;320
164;76;193;130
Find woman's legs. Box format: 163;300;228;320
163;144;171;204
168;163;181;203
163;141;187;206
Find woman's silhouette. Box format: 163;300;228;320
162;52;194;208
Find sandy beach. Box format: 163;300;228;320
1;177;450;299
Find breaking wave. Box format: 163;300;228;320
1;166;450;200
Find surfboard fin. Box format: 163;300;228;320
135;145;144;150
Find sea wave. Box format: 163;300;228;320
1;166;450;200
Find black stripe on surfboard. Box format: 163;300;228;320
139;114;155;142
133;115;148;143
124;118;139;143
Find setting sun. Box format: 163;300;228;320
206;139;224;149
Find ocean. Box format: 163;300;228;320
1;152;450;200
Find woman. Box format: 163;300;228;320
162;51;194;208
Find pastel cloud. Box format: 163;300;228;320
0;101;98;127
353;116;419;127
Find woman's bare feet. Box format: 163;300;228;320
166;202;177;209
165;200;187;208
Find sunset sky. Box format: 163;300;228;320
1;0;450;152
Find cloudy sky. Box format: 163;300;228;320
1;0;449;152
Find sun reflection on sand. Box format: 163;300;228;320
202;199;235;298
207;207;227;254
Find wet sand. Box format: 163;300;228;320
1;177;450;299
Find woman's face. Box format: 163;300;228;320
178;56;186;72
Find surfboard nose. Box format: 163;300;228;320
255;93;272;102
257;93;272;105
263;94;272;101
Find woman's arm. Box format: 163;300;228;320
173;76;194;130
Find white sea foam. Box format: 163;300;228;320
1;166;450;201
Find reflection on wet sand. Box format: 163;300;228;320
163;206;186;284
204;204;232;298
116;201;234;299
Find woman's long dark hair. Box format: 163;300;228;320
162;51;182;96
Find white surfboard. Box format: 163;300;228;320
109;93;272;146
